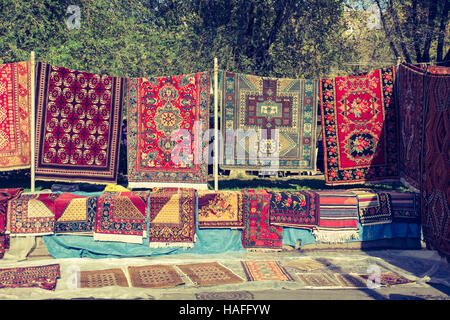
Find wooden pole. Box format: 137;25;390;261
213;58;219;191
30;51;36;192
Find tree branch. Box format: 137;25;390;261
375;0;400;59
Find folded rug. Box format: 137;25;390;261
177;262;244;286
390;191;421;223
54;193;97;235
128;264;184;289
242;189;283;250
0;61;32;171
268;190;320;229
320;66;399;185
93;191;149;244
198;190;244;228
34;62;124;184
312;191;359;243
126;72;210;189
0;264;60;290
148;188;196;248
7;193;59;236
355;190;393;226
221;72;319;172
0;188;23;258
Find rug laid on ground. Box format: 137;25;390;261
389;191;421;223
0;61;31;171
0;264;60;290
7;193;59;236
128;264;184;289
420;68;450;260
333;273;367;288
148;188;196;248
93;191;149;244
34;62;124;184
398;63;426;191
312;191;359;243
283;258;329;272
197;190;244;228
221;72;318;171
0;188;23;258
296;273;341;287
241;261;295;281
195;291;254;300
268;190;320;229
177;262;244;286
359;272;414;286
54;193;97;235
126;72;210;188
355;190;393;226
79;268;129;288
242;189;283;250
320;66;399;185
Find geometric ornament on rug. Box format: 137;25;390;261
0;264;60;290
176;262;244;286
296;273;341;287
54;194;97;235
126;72;210;188
221;72;318;171
93;191;149;244
34;62;124;184
241;261;295;281
127;264;184;289
0;61;32;171
79;268;129;288
195;291;254;300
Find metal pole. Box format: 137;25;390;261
30;51;35;192
213;58;219;191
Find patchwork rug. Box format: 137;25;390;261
268;190;320;229
320;66;399;185
128;264;184;289
126;72;210;188
94;191;149;243
0;188;23;258
390;191;421;223
398;63;426;191
242;189;283;250
0;61;31;171
359;272;414;286
54;193;97;235
177;262;244;286
7;193;59;236
241;261;295;281
356;190;393;226
0;264;60;290
197;190;244;228
195;291;254;300
148;188;196;248
312;191;359;243
79;268;129;288
296;273;340;287
420;69;450;259
221;72;318;171
35;62;124;184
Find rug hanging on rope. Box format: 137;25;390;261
319;66;399;185
34;62;124;184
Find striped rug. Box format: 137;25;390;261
312;191;359;243
389;192;421;223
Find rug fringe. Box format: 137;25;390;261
148;242;195;248
312;229;360;243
